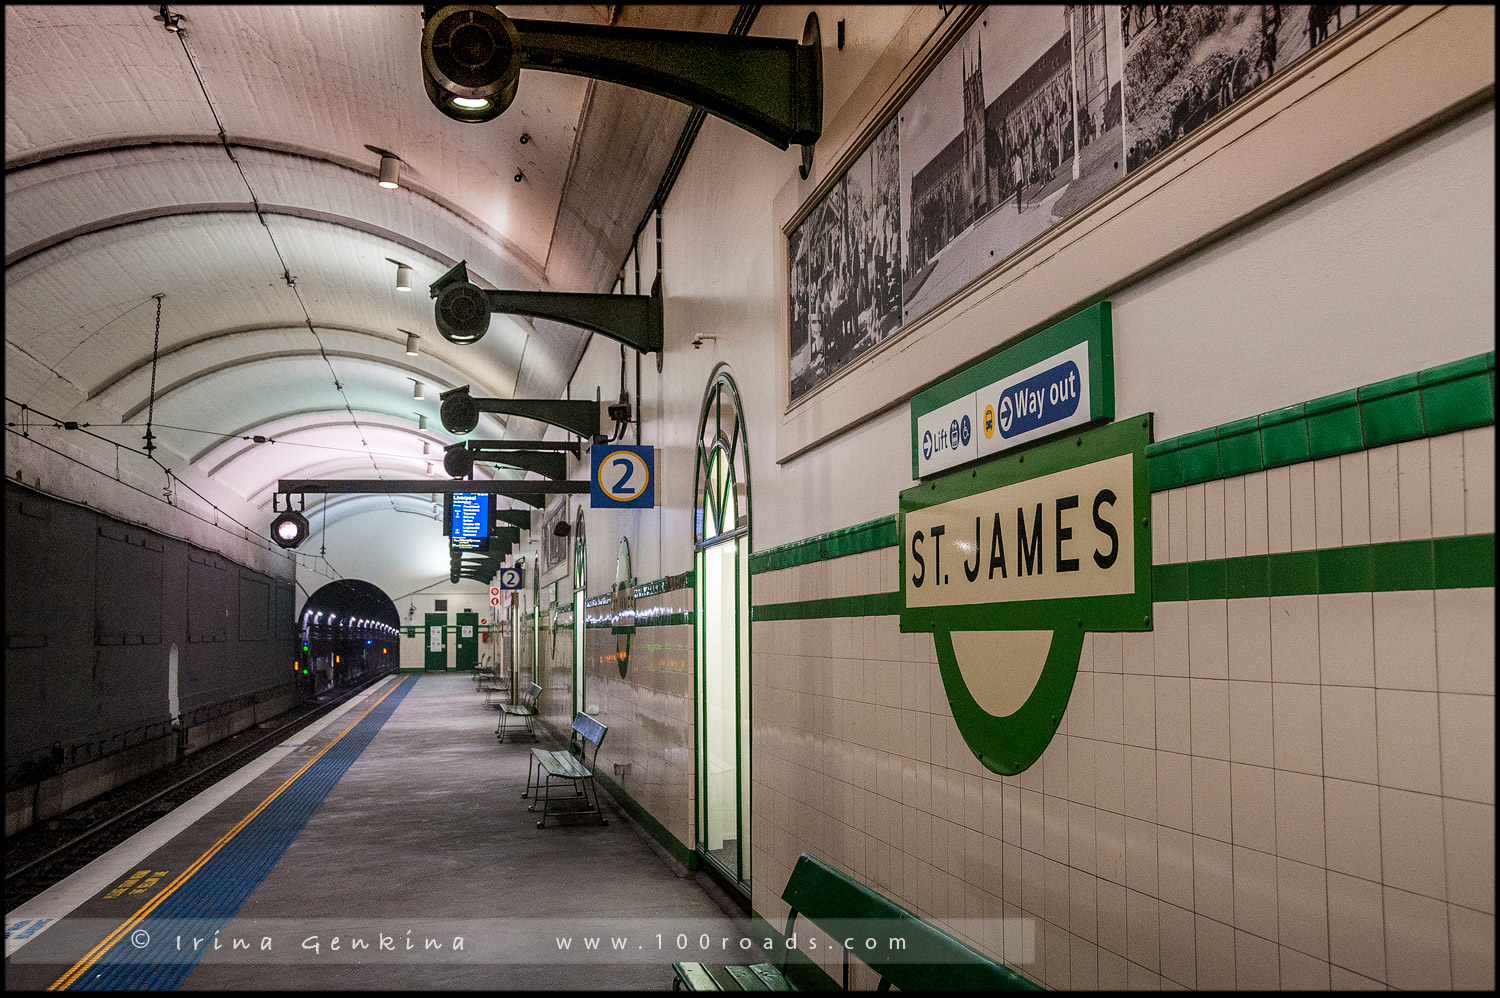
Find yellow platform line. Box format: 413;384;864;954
48;676;410;991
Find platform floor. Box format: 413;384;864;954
6;674;746;991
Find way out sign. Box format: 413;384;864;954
591;444;654;508
900;415;1152;776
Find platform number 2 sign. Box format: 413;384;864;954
590;444;655;509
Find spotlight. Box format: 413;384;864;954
415;413;428;430
271;509;310;549
388;258;413;291
378;153;402;189
444;445;474;478
412;379;425;401
430;262;490;345
403;330;420;356
440;385;480;434
421;5;521;124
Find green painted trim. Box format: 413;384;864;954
749;515;897;575
752;592;901;622
592;768;697;870
752;534;1494;619
747;912;842;991
632;570;693;598
1151;351;1494;487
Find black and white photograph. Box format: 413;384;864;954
1122;4;1370;174
900;6;1126;323
787;175;854;402
844;117;902;364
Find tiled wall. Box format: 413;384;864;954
750;426;1494;990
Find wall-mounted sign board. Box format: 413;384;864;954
498;566;523;590
910;302;1114;479
449;492;492;539
590;444;655;508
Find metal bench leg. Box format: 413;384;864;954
537;773;553;828
522;754;535;799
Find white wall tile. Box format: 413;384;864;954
1277;857;1330;960
1185;483;1206;562
1155;677;1191;755
1021;787;1045;855
1227;598;1272;682
1230;763;1277;854
1094;672;1124;744
1461;425;1494;534
1096;742;1125;816
1128;961;1161;989
1157;825;1195;910
1442;798;1495;915
1157;751;1193;833
1439;692;1496;804
1126;889;1160;972
1159;901;1197;987
1046;856;1071;929
1069;737;1095;807
1168;488;1188;564
1270;594;1320;685
1098;877;1127;955
1071;867;1099;943
1273;683;1324;775
1340;451;1371;547
1327;871;1387;982
1375;689;1441;794
1069;801;1096;877
1204;478;1226;561
1229;680;1275;767
1124;746;1157;824
1233;844;1280;941
1190;679;1230;761
1196;914;1237;990
1367;444;1400;545
1045;792;1070;862
1223;475;1247;560
1324;778;1383;882
1275;769;1327;867
1321;686;1378;783
1313;456;1343;549
1194;834;1235;924
1071;934;1100;990
1097;809;1126;885
1154;602;1189;678
1151;490;1169;566
1069;672;1097;739
1318;592;1376;688
1435;588;1496;695
1191;757;1232;842
1279;945;1331;989
1099;946;1128;988
1327;966;1386;989
1267;465;1293;554
1428;431;1466;538
1095;631;1124;675
1245;471;1270;557
1383;886;1451;990
1122;629;1154;676
1372;590;1437;690
1236;930;1280;989
1379;787;1447;900
1449;904;1496;991
1290;461;1317;552
1125;816;1158;896
1396;439;1433;541
1122;675;1156;749
1187;599;1229;679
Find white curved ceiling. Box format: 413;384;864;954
5;3;720;552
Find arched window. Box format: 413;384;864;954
693;367;751;892
572;507;587;718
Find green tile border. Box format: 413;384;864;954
749;515;898;575
750;535;1493;619
592;768;697;871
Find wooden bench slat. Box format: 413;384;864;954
724;964;769;991
702;963;744;991
673;963;722;991
747;964;791;991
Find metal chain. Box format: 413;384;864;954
144;294;164;454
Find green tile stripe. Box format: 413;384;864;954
592;768;697;870
753;535;1493;619
1146;351;1494;490
749;515;898;575
585;610;693;629
751;591;902;622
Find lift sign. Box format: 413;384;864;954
591;444;654;508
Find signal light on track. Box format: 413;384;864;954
271;509;310;549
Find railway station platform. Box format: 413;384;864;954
5;675;747;991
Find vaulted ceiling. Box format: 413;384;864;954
4;3;733;535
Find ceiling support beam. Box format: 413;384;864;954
279;478;590;496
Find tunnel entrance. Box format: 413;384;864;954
297;580;402;694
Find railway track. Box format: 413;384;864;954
3;673;393;909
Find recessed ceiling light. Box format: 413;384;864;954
452;97;491;110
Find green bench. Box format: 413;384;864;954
522;711;608;828
672;852;1039;992
495;682;541;742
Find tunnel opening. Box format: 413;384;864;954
297;580;403;695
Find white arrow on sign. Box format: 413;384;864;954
490;596;500;605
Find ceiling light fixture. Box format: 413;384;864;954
412;379;425;400
387;257;413;292
415;413;428;430
378;153;402;189
402;330;420;356
452;97;492;110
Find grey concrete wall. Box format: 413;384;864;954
4;481;298;788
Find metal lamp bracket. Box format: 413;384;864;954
438;383;601;439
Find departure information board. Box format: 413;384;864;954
450;493;490;540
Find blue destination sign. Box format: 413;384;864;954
911;303;1114;479
451;493;490;539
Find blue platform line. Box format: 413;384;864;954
64;676;418;991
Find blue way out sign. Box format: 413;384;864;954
591;444;655;508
